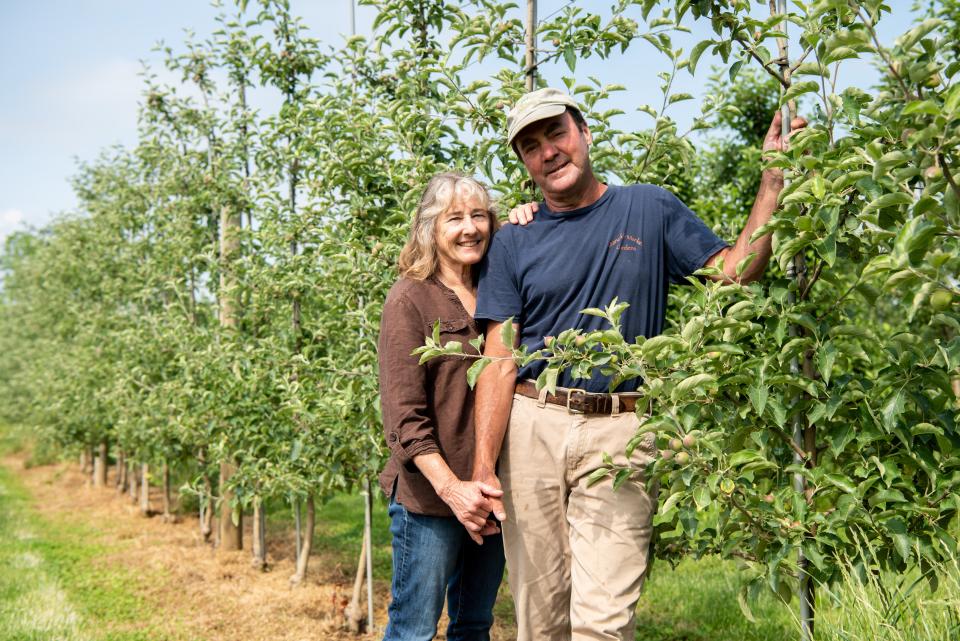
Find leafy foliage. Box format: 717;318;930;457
0;0;957;625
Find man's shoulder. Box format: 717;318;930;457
620;182;674;200
487;221;526;253
616;183;687;217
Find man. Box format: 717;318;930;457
468;88;804;641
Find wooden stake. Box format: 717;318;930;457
364;479;374;632
773;1;814;637
525;0;537;91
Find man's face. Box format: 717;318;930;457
514;111;593;200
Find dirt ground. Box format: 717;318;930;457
6;455;516;641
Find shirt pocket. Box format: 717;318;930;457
426;318;479;360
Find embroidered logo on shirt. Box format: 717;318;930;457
608;233;643;252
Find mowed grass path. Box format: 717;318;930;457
280;493;797;640
0;463;186;641
0;437;797;641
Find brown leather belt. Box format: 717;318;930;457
515;380;640;415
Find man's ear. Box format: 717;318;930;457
582;124;593;146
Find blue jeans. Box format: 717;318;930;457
382;496;505;641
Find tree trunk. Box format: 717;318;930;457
139;462;150;516
116;450;126;493
289;494;315;586
161;462;173;522
197;448;213;542
344;524;368;633
93;440;108;488
79;449;88;474
218;461;242;550
83;445;94;484
218;195;243;551
128;461;138;505
251;496;267;570
201;470;214;542
293;496;302;564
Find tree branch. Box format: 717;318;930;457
856;7;916;101
938;152;960;201
732;33;788;88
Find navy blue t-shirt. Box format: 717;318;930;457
475;183;728;392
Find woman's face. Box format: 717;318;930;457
435;195;491;270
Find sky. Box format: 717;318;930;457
0;1;919;246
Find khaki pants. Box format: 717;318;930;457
500;391;658;641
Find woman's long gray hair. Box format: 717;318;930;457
398;172;499;280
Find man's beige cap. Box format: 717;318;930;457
506;87;580;146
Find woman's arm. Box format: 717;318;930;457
378;291;501;542
413;453;503;543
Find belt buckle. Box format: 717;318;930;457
566;388;588;414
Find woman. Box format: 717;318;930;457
378;172;506;641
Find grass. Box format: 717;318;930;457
636;556;794;641
3;424;957;641
0;431;188;641
816;553;960;641
280;491;799;640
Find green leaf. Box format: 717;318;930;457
443;340;464;353
882;389;906;429
613;468;633;490
817;342;837;386
803;541;827;571
728;59;743;83
735;252;757;278
901;100;940;116
674;373;715;396
729;450;765;467
828;325;873;340
737;586;757;623
688;39;712;75
825;473;856;494
944;83;960;113
861;192;913;215
500;319;516;347
641;335;684;359
896;18;943;51
660;490;683;514
766;397;787;429
748;382;768;416
536;366;559;396
781;81;819;105
586;467;610;487
841;93;861;123
468;335;484;353
466;358;490;389
885;518;913;562
563;45;577;72
693;485;712;510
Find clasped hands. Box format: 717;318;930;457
438;474;507;545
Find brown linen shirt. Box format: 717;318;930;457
377;275;482;517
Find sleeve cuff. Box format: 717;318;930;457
388;433;440;466
691;241;730;275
